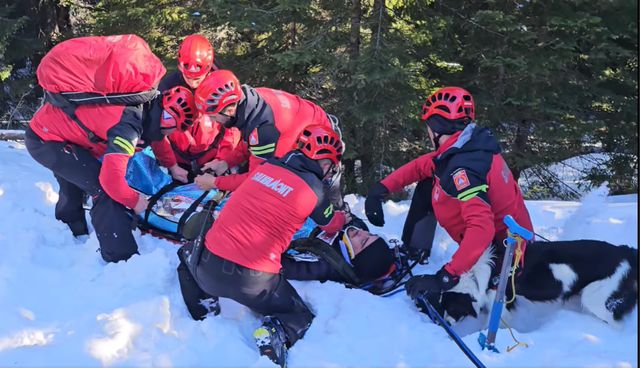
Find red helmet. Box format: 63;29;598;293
296;124;343;165
194;70;242;115
161;86;197;131
421;87;475;122
177;34;214;79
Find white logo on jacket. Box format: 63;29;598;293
251;172;294;197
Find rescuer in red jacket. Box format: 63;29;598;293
153;86;247;179
191;69;352;213
182;125;349;367
159;34;217;92
363;87;534;302
26;94;191;263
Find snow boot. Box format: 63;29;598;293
253;316;288;367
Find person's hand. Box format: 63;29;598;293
202;159;229;176
365;182;389;227
133;194;150;215
405;267;459;301
168;164;189;183
343;211;353;225
195;173;217;190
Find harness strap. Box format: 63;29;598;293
289;238;362;285
143;181;182;224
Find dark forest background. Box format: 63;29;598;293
1;0;637;198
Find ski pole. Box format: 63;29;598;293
415;294;486;368
478;215;533;352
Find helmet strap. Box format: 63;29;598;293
432;132;444;150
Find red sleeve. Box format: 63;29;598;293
380;152;436;193
214;154;264;191
318;211;346;235
217;136;249;168
150;137;177;168
99;153;140;209
444;197;495;276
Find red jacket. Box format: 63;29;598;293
30;101;175;209
381;124;533;276
206;152;346;273
214;86;333;191
163;115;248;170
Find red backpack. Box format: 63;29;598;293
37;34;166;142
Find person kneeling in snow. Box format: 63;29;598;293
177;124;348;367
364;86;534;308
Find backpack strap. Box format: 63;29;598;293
143;181;183;224
44;91;106;144
289;237;361;285
43;89;157;145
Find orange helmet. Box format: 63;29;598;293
194;70;242;115
177;34;214;79
296;124;343;165
161;86;197;131
421;87;475;122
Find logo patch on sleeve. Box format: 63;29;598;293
453;169;471;191
249;128;259;146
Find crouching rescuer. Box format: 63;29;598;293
176;124;348;367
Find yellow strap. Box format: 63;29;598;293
505;233;524;304
501;317;529;352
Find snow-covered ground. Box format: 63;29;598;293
0;139;637;367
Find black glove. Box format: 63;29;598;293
365;182;389;227
405;267;459;301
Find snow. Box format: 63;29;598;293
0;139;637;367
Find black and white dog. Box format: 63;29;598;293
437;240;638;328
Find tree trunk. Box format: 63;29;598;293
371;0;387;54
36;0;72;47
511;119;531;180
348;0;361;59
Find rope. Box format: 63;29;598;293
505;236;524;304
501;233;529;351
501;317;529;352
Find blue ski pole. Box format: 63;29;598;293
416;294;487;368
478;215;533;352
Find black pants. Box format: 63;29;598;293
192;247;314;346
25;128;138;262
402;179;437;259
281;256;343;283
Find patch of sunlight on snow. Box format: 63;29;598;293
155;297;176;336
542;203;578;220
0;329;55;352
609;217;624;224
615;363;632;368
19;308;35;321
35;182;59;204
385;200;410;216
582;333;600;344
88;309;141;365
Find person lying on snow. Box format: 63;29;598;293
154;86;248;181
177;125;348;367
26;34;192;263
282;225;397;286
364;86;534;309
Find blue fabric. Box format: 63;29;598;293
125;148;316;238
